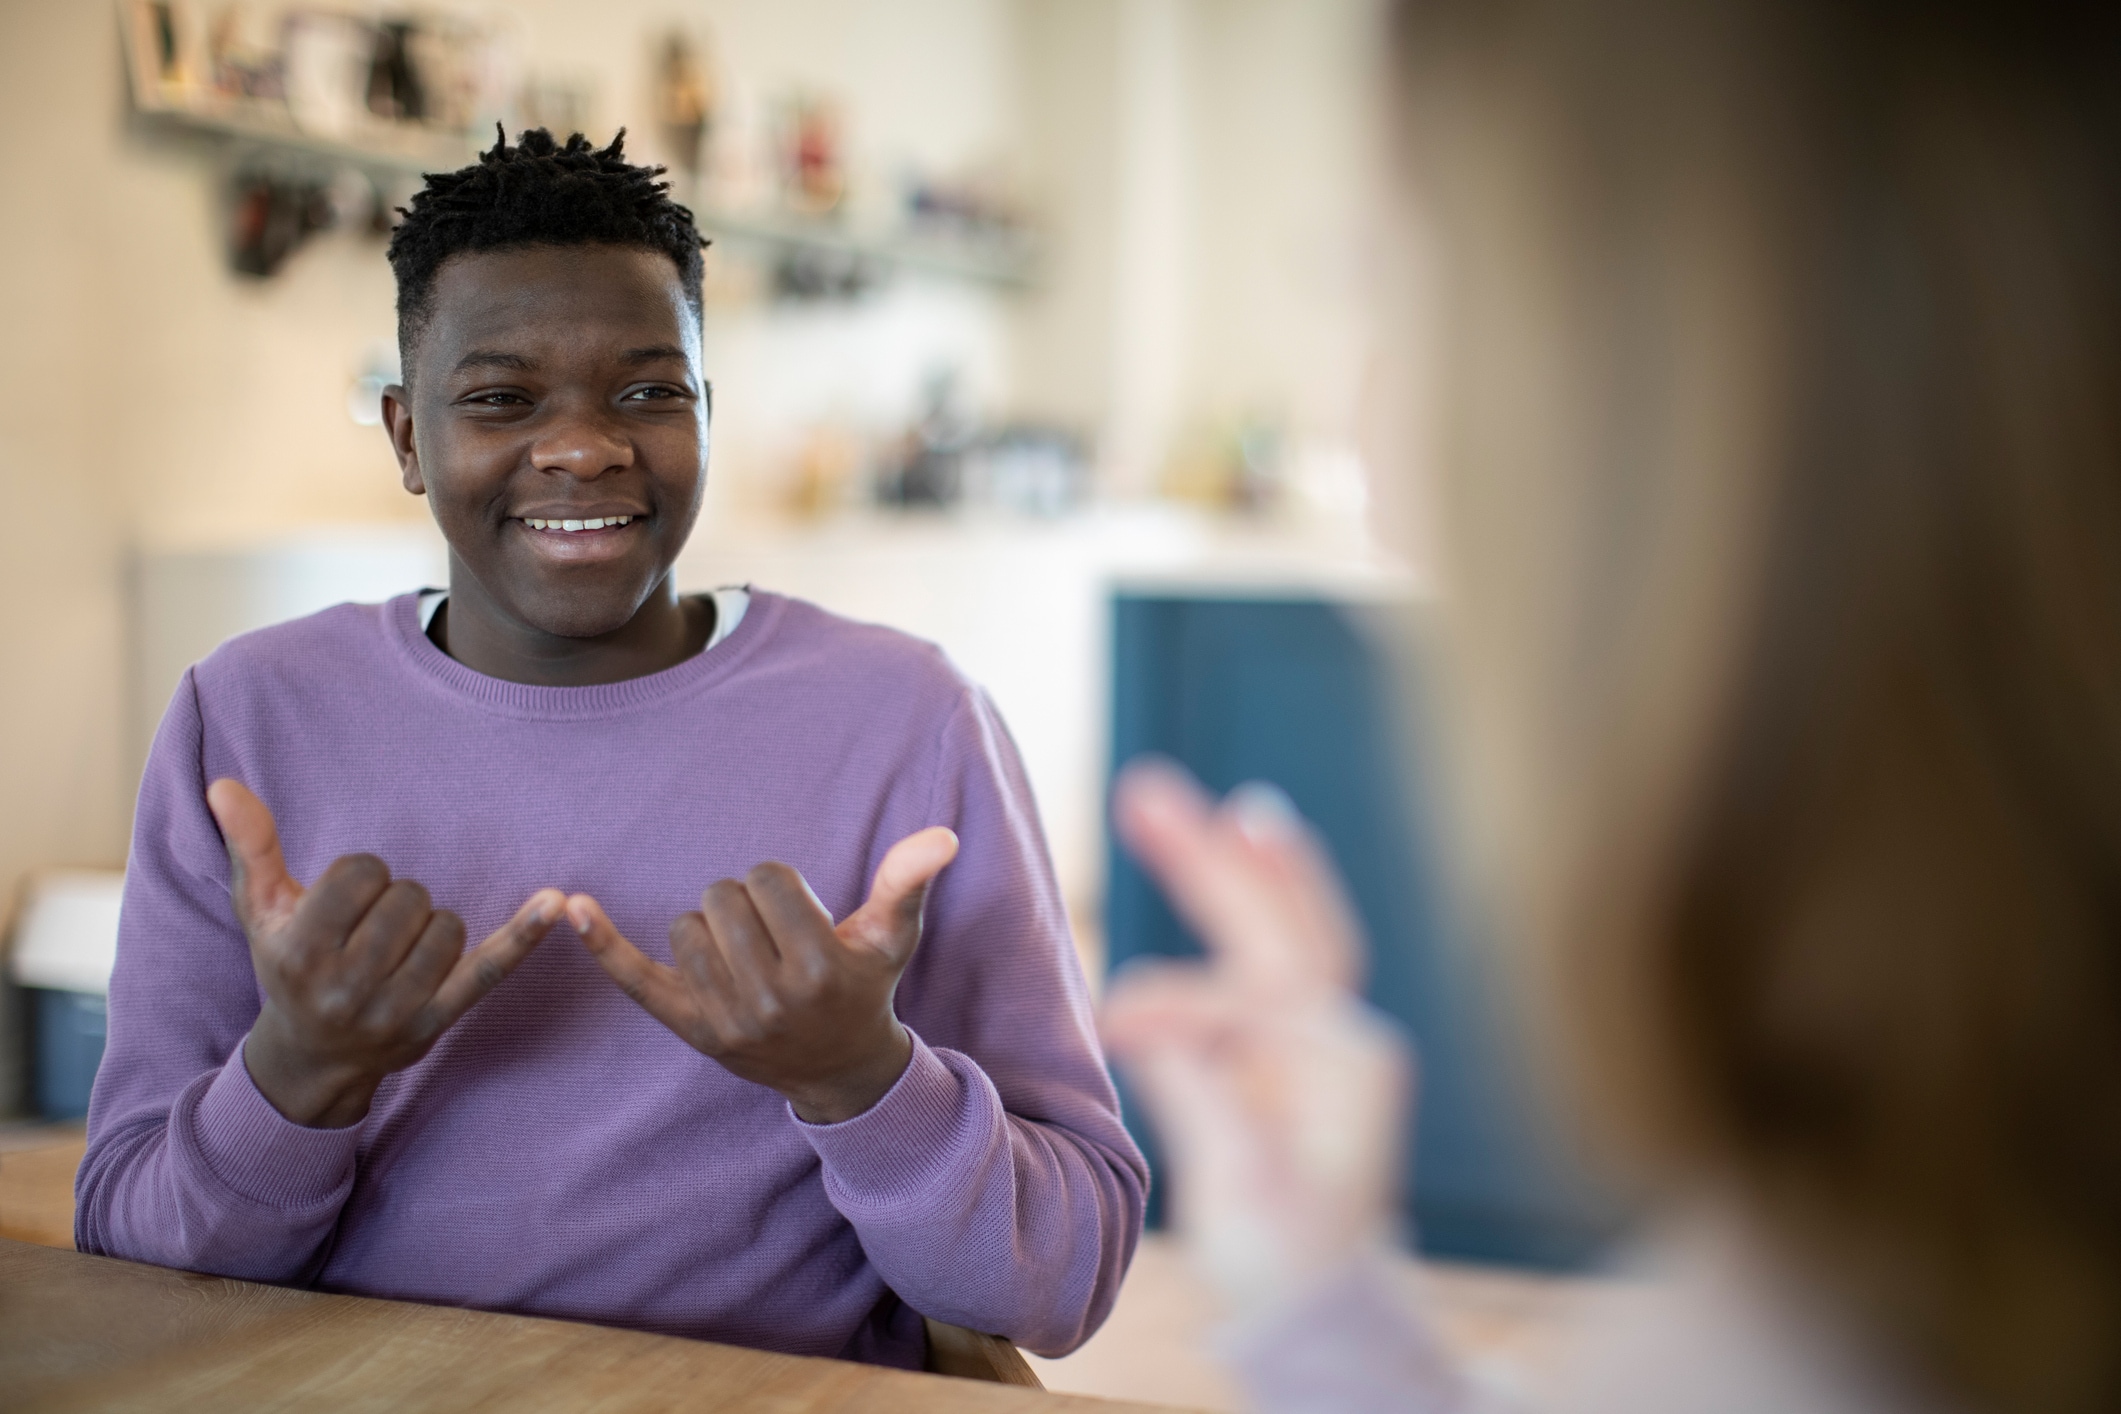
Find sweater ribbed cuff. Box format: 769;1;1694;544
792;1033;982;1212
184;1051;363;1212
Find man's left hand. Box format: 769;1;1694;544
569;828;959;1123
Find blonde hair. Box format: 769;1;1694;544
1392;3;2121;1409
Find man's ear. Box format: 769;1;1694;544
380;384;424;496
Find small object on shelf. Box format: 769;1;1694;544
281;10;373;140
223;158;389;277
967;426;1091;518
206;5;282;102
123;0;209;111
365;20;427;123
227;165;332;277
780;425;863;520
1162;416;1289;515
772;244;878;301
774;91;846;218
654;29;717;179
877;370;975;508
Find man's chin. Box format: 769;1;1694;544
510;581;662;642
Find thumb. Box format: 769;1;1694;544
205;778;303;933
837;827;959;962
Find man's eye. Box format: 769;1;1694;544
462;391;527;407
625;386;684;402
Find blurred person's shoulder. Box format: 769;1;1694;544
1554;1218;1948;1414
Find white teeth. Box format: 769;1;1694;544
523;515;635;531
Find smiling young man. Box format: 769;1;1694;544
77;130;1145;1367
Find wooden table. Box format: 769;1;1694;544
0;1126;85;1249
0;1239;1183;1412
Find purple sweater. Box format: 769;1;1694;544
78;590;1145;1366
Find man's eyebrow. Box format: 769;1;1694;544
452;349;536;374
620;344;691;366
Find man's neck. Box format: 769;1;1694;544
430;569;713;687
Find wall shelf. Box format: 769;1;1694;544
130;99;476;179
688;199;1039;290
124;106;1039;290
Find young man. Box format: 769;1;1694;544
77;130;1145;1367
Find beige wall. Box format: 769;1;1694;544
1186;0;1385;443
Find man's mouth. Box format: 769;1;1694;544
519;514;639;533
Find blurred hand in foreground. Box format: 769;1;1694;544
1102;758;1411;1314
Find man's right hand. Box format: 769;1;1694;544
206;779;564;1129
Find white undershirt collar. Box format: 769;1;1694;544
415;586;750;652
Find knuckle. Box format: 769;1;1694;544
746;861;795;891
335;853;391;891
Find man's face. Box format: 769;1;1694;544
384;243;709;639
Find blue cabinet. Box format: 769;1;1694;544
1105;593;1628;1270
31;988;107;1120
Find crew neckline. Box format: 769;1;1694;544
383;585;780;720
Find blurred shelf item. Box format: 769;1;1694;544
119;2;496;180
690;197;1040;291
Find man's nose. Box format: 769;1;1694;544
530;405;633;478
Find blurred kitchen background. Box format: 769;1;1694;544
0;2;1630;1404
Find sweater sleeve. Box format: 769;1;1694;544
74;668;361;1279
795;686;1148;1358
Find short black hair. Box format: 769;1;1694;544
386;127;707;378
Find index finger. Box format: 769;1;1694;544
565;894;696;1033
426;889;564;1023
